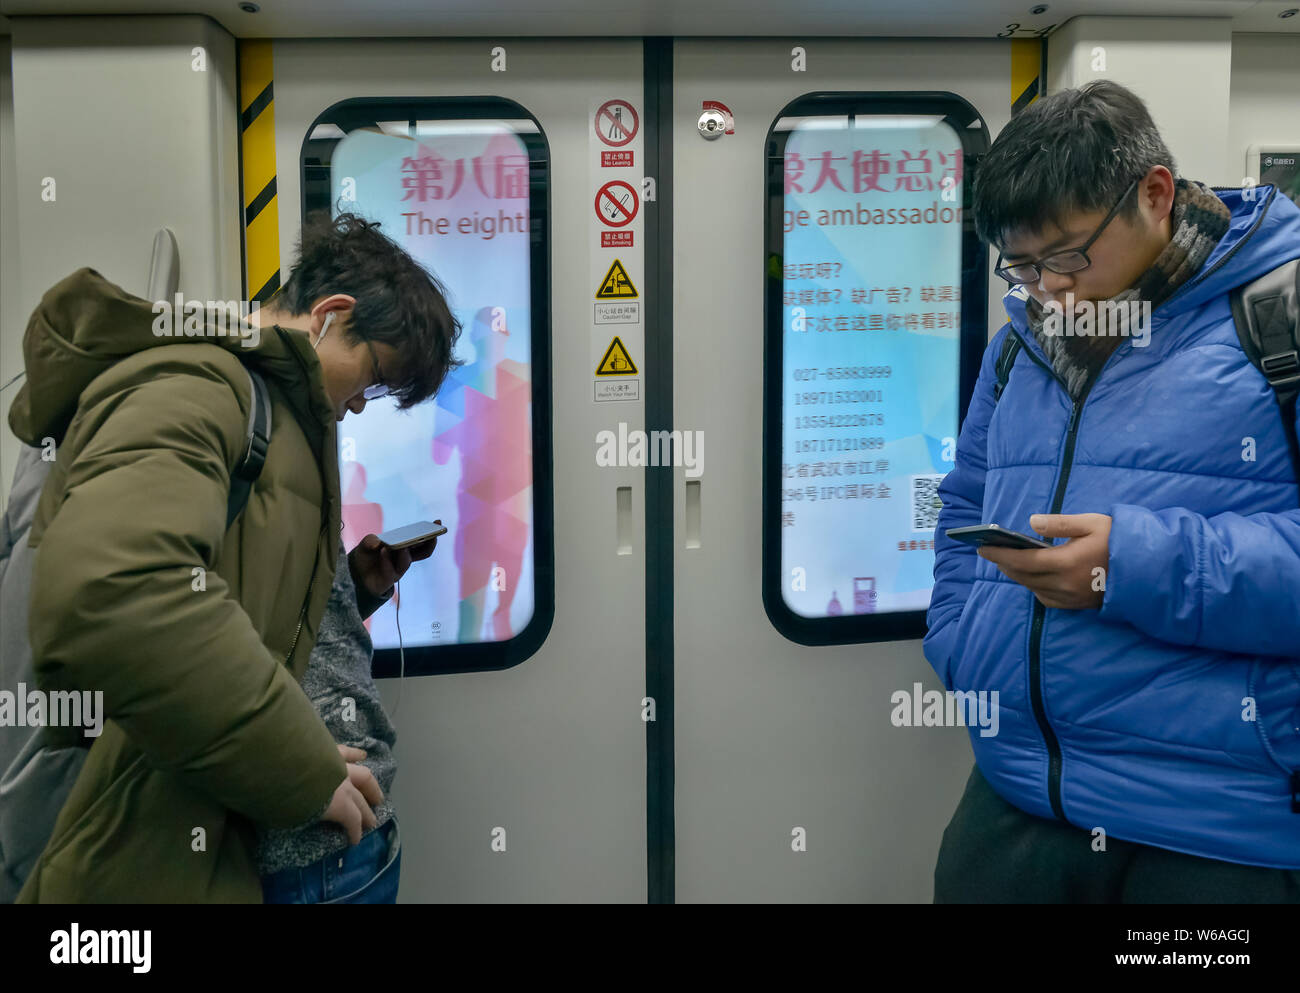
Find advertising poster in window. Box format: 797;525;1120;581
332;123;535;648
1259;149;1300;209
779;117;963;618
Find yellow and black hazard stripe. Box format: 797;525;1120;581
1011;38;1044;117
238;39;280;304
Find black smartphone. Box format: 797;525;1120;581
945;524;1052;550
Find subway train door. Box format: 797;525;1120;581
668;38;1013;901
268;38;649;902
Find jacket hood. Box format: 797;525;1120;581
7;267;333;446
1001;183;1300;342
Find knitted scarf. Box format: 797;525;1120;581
1023;179;1231;399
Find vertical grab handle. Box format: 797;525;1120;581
684;480;701;549
147;227;179;301
616;485;633;555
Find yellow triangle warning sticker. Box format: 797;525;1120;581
596;258;638;299
596;335;638;376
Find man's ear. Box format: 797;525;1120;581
309;293;358;341
1140;165;1176;224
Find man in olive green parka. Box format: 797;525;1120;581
9;213;459;902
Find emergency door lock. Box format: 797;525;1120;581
697;101;734;140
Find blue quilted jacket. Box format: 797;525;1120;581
924;185;1300;870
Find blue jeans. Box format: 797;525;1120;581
261;818;401;904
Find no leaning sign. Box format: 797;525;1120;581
595;98;638;147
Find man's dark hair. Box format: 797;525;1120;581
278;211;463;408
972;80;1177;251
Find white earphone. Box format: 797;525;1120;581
314;312;335;350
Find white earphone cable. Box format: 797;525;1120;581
391;578;404;731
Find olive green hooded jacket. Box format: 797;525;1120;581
8;268;347;902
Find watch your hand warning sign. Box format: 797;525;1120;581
596;335;638;376
596;259;638;299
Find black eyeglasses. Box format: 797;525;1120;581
361;339;391;401
994;177;1140;285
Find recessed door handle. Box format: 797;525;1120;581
616;485;633;555
684;480;701;549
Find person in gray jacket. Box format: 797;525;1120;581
0;446;74;903
258;531;437;904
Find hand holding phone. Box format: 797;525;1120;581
350;520;445;603
962;513;1113;611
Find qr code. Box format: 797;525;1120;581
911;474;946;531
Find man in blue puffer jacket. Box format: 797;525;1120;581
926;79;1300;903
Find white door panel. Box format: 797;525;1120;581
273;38;647;902
672;38;1010;902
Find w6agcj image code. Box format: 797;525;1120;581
911;474;946;531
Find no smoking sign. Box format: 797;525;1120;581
594;180;639;227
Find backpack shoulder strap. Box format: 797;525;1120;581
992;327;1021;403
225;367;271;529
1230;258;1300;490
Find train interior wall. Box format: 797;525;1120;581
0;17;1296;902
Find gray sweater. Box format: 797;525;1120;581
255;542;398;875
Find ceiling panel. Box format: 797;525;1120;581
0;0;1297;38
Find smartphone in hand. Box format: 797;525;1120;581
945;524;1052;550
376;521;448;550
